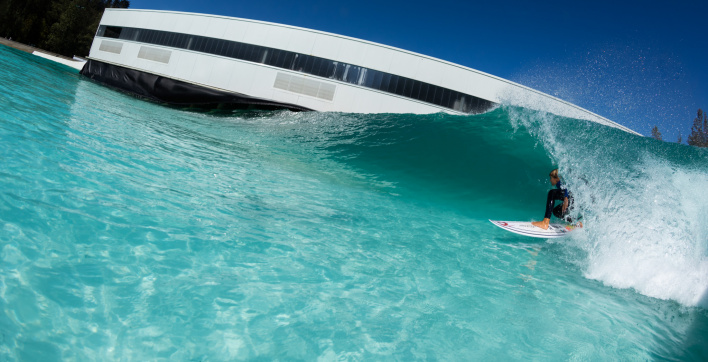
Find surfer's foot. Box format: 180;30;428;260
531;218;550;230
576;221;583;228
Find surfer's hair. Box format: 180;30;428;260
549;169;560;179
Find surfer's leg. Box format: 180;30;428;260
534;190;562;230
544;189;563;219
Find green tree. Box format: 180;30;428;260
651;125;662;141
1;0;129;57
687;109;708;147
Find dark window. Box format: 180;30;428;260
303;55;315;74
291;54;303;71
372;71;383;90
263;48;275;65
323;60;335;78
229;42;242;58
204;38;214;54
212;39;222;55
270;49;284;67
433;86;444;106
441;89;451;108
217;40;229;56
395;76;406;95
241;44;253;61
380;73;391;91
403;78;413;97
388;75;399;93
425;85;436;104
251;46;265;63
155;31;165;46
283;52;297;69
345;65;360;84
363;69;375;88
411;80;421;100
333;62;345;80
104;26;122;39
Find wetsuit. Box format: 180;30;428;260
544;180;574;221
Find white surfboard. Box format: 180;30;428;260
489;220;580;238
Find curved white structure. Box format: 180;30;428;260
83;9;639;135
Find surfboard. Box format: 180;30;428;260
489;219;580;238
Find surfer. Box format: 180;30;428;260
531;169;582;230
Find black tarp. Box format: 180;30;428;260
79;59;311;111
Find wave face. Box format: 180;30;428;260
272;104;708;308
1;45;707;360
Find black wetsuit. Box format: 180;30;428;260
544;180;574;221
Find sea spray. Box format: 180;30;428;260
506;105;708;307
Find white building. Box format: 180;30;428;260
83;9;638;134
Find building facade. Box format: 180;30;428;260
82;9;638;134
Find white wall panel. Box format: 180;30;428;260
242;23;271;47
172;51;198;83
188;16;213;37
223;21;249;42
190;56;214;86
389;52;421;79
310;35;342;61
357;45;393;72
160;13;195;33
414;58;445;86
226;61;257;95
283;30;317;54
336;41;368;69
207;57;236;90
262;26;293;50
204;17;227;39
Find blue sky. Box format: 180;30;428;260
131;0;707;139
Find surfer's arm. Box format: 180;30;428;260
562;197;569;213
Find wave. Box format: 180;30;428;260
246;106;708;308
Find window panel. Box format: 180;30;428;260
403;78;413;97
282;52;297;69
252;46;266;63
318;59;331;78
363;69;376;88
244;44;256;62
410;80;421;100
333;62;345;80
433;86;444;106
380;73;391;91
343;65;356;84
303;55;315;74
264;48;277;66
104;26;122;39
440;89;451;108
372;71;383;90
272;49;286;67
387;75;399;94
323;60;335;78
425;85;436;104
292;54;304;71
157;32;166;46
395;76;406;95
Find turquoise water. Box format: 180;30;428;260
1;45;707;360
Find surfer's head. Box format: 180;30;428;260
549;169;560;185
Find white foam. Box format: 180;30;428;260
509;107;708;308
